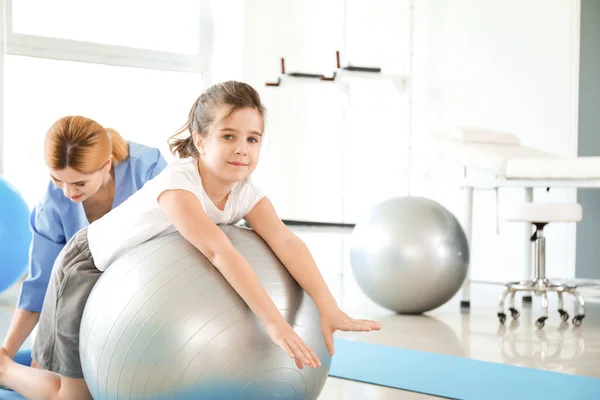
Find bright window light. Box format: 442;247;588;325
3;55;203;206
11;0;208;55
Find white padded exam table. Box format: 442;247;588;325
430;128;600;307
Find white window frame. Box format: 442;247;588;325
0;0;211;174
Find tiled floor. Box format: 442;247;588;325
293;225;600;399
1;225;599;399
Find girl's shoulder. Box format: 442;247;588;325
153;157;201;189
231;178;264;203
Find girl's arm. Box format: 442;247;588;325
245;197;381;355
245;198;337;311
158;189;320;369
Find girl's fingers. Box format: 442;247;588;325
295;339;316;367
337;319;368;332
280;341;294;359
347;324;369;332
307;344;321;367
344;319;371;331
354;319;382;328
347;318;381;331
322;328;335;356
302;342;320;367
287;339;309;365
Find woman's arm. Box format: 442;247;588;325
158;189;320;369
3;202;65;358
144;148;168;181
2;311;39;359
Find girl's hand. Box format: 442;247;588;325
320;308;381;356
265;322;321;369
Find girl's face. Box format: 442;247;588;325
49;160;111;203
196;106;264;184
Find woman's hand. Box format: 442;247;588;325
265;322;321;369
320;307;381;356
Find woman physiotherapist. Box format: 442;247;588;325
2;115;167;360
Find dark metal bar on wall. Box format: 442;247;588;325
281;220;356;229
238;220;355;229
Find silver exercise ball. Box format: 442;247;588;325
79;226;331;400
350;196;469;314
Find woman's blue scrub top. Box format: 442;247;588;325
17;141;168;312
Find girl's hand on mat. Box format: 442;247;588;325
266;322;321;369
320;308;381;356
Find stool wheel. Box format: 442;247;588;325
509;307;520;320
558;309;569;322
498;312;507;324
572;315;584;327
535;317;547;329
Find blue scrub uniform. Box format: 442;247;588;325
17;141;167;312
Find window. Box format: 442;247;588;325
1;0;210;205
11;0;209;55
3;55;202;206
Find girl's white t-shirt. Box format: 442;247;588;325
87;157;264;271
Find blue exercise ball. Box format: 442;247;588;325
0;177;32;293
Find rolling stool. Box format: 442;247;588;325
498;203;585;329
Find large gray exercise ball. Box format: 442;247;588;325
350;196;469;314
79;226;331;400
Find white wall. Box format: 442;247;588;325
203;0;244;85
242;0;411;224
410;0;581;282
1;1;210;206
217;0;581;282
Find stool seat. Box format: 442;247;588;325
502;203;582;223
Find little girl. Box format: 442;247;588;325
0;81;381;399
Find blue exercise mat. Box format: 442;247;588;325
5;345;600;399
329;338;600;400
0;389;24;400
0;349;30;399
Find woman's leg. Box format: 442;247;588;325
0;347;92;400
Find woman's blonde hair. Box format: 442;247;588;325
168;81;266;159
44;116;129;173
